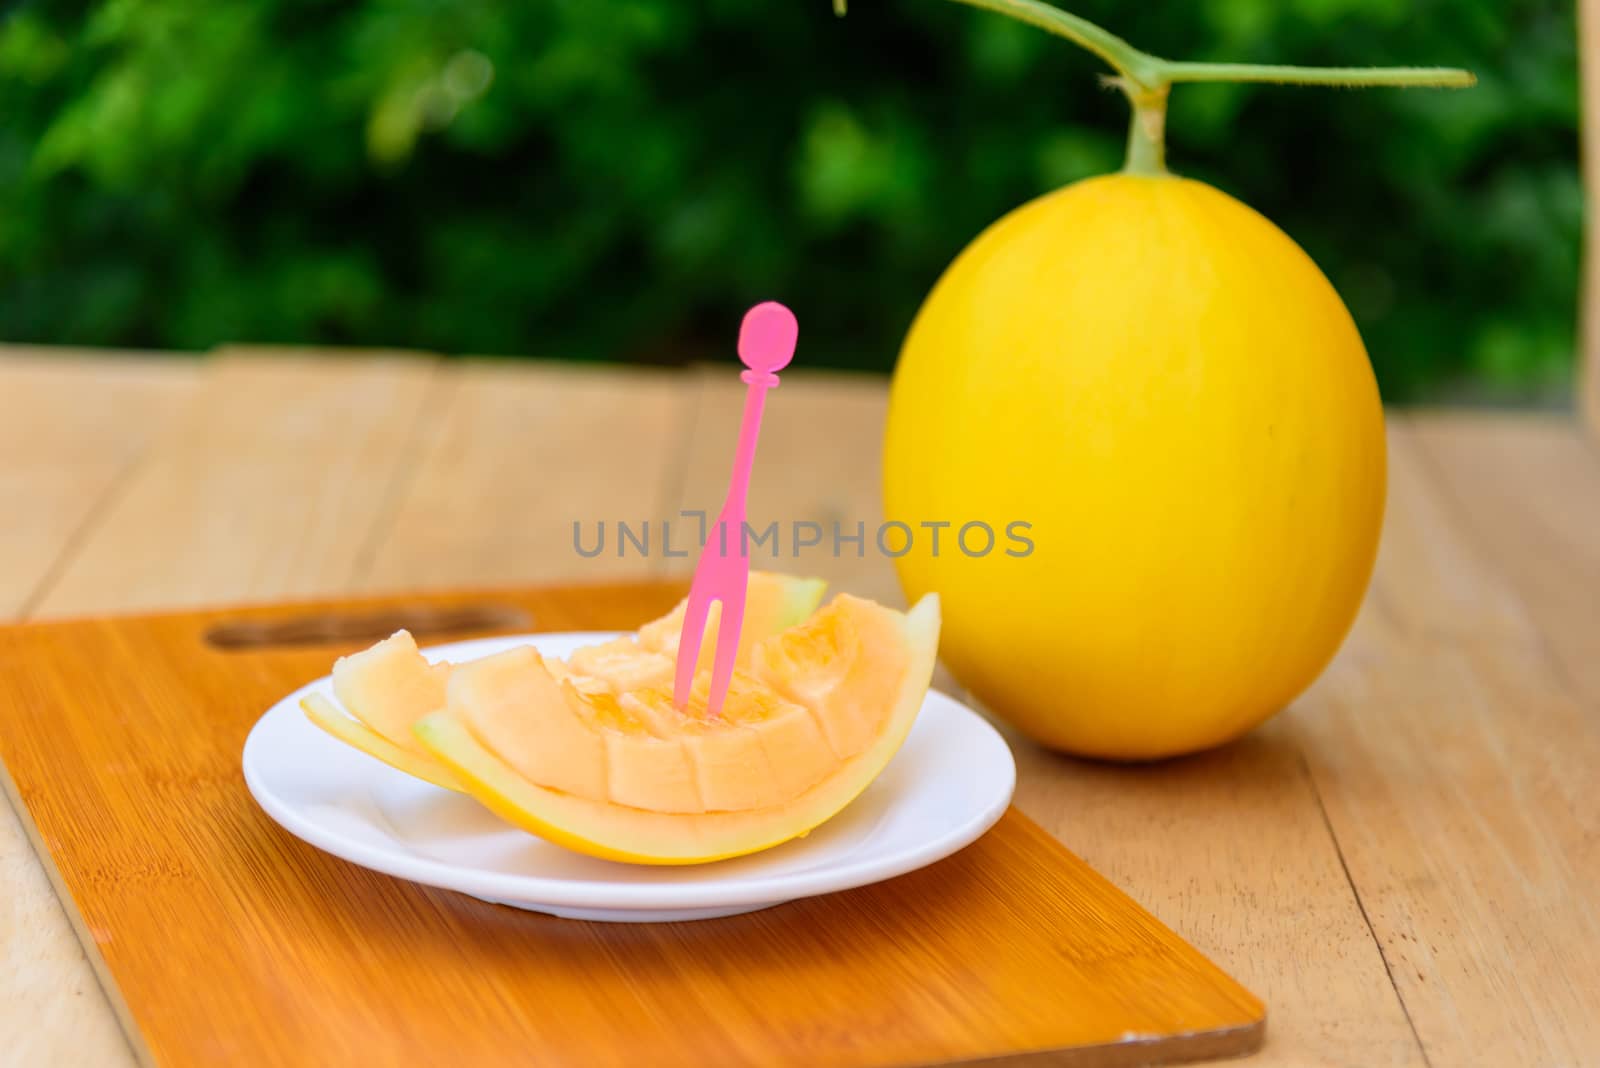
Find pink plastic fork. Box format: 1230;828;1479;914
673;301;799;714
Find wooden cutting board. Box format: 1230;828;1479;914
0;582;1264;1067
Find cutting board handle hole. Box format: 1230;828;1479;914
203;604;531;650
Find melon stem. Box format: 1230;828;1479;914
830;0;1475;177
1121;82;1169;177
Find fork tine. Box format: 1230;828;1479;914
673;590;714;710
707;583;747;716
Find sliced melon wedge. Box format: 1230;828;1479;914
303;572;827;791
304;630;462;791
415;594;940;865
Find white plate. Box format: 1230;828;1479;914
242;632;1015;922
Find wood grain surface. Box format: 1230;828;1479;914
32;348;438;618
0;349;195;619
0;587;1263;1068
1;348;1598;1066
359;360;690;591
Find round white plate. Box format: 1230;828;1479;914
243;632;1016;923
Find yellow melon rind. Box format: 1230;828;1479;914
413;595;941;865
302;693;463;792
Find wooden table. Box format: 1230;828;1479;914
2;346;1597;1067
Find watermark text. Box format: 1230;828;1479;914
572;512;1033;559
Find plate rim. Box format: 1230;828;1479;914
242;631;1016;913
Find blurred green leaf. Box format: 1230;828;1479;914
0;0;1581;401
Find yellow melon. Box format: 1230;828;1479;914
415;593;941;864
303;572;826;791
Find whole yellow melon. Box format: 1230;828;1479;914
883;173;1385;760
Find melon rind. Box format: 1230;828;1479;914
301;693;463;792
413;595;941;865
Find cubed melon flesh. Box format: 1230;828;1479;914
416;594;941;864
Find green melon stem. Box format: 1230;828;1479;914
831;0;1475;176
1121;82;1169;176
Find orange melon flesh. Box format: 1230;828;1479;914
448;655;827;815
330;631;452;755
623;675;833;809
415;594;941;864
447;595;908;814
571;573;829;692
302;572;825;792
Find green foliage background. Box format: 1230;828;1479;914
0;0;1583;401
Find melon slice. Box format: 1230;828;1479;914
303;692;463;792
414;593;941;865
302;631;461;791
302;572;826;791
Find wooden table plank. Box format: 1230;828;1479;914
31;348;439;618
1407;413;1600;700
358;360;691;592
1291;415;1600;1066
1010;710;1428;1068
1365;425;1540;644
1011;652;1429;1068
0;349;197;618
0;347;199;1068
1303;622;1600;1065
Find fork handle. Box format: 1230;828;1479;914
722;378;773;526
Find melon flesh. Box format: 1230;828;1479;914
303;572;825;793
303;631;462;790
570;574;828;692
331;631;451;756
416;594;941;864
